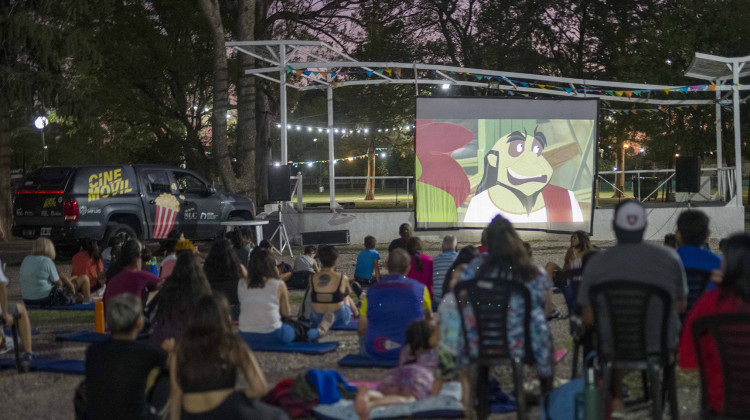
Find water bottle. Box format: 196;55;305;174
582;367;603;420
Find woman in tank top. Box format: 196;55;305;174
309;245;359;329
169;294;287;419
238;250;334;344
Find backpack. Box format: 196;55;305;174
49;285;76;306
297;277;313;323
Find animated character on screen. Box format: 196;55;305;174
463;128;583;224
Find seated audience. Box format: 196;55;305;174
86;293;168;420
0;260;35;371
675;210;721;291
174;238;197;257
358;248;432;361
203;239;246;307
388;223;412;252
252;240;292;283
355;320;438;419
159;232;180;279
457;216;554;392
239;250;333;344
432;235;458;301
20;238;90;305
545;230;591;284
141;247;158;276
71;239;105;294
170;294;285;419
309;245;359;329
288;245;319;289
578;200;686;414
240;227;256;257
476;228;488;254
439;246;480;302
148;253;211;348
664;233;677;248
104;240;164;310
680;234;750;414
718;237;729;255
101;236;124;274
354;235;381;286
226;230;249;267
407;237;434;297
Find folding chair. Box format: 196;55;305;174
454;278;534;420
589;281;678;420
692;313;750;419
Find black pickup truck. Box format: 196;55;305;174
12;165;255;247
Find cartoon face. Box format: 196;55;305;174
485;129;552;196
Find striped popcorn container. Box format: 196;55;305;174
152;193;180;239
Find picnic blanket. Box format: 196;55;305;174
25;303;95;311
337;354;398;368
0;357;85;374
239;333;339;354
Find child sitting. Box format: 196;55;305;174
354;319;438;419
354;235;381;287
141;248;158;276
85;293;169;420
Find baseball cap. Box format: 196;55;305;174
614;200;646;231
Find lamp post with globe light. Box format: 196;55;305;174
34;116;48;165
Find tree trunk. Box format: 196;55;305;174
199;0;237;193
365;145;376;200
235;0;256;197
0;101;11;241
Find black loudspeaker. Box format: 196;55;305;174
301;230;350;245
675;156;700;193
267;165;292;202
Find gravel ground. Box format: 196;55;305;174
0;237;706;419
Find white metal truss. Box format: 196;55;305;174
227;40;748;208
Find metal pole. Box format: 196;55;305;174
732;62;744;206
406;178;410;209
279;45;288;164
716;81;724;201
41;129;47;165
327;77;336;209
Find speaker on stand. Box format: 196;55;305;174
267;165;293;257
675;156;700;209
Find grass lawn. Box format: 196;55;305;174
28;310;93;326
300;187;413;209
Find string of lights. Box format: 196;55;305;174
278;147;392;167
275;123;416;135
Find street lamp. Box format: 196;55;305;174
34;116;48;165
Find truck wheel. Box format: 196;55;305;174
102;223;138;247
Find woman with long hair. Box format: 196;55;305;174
679;234;750;413
148;253;211;347
406;237;434;297
203;239;246;306
388;223;413;252
456;216;554;391
169;294;286;419
545;230;592;282
71;239;105;294
238;250;333;344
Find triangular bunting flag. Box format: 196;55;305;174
624;91;633;98
475;75;483;81
709;84;716;91
395;68;402;77
385;69;392;75
564;88;574;93
295;70;303;77
520;82;529;87
366;71;373;77
606;90;614;95
330;72;337;78
691;104;699;110
662;88;670;94
538;84;548;89
286;65;293;73
303;71;311;76
680;87;689;93
321;72;328;77
631;110;637;114
374;70;384;75
615;91;624;97
633;90;642;96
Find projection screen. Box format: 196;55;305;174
415;97;597;233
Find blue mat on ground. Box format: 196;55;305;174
239;334;339;354
331;319;358;331
56;330;150;343
337;353;398;368
0;357;85;374
4;327;40;336
26;303;95;311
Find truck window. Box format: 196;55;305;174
173;171;205;195
144;170;171;194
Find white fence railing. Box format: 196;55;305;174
596;167;736;203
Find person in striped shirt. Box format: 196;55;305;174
432;235;458;302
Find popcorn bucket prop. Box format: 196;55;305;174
152;193;180;239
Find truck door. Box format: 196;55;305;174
139;169;180;240
169;170;221;240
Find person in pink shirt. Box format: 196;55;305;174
406;237;434;297
104;240;163;310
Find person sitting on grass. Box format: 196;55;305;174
675;210;721;292
71;239;106;295
288;245;320;289
0;259;35;372
432;235;458;302
202;239;246;308
169;293;286;419
310;245;359;330
20;238;91;305
358;249;432;361
240;227;256;258
148;252;211;348
354;235;381;287
355;320;438;420
141;247;158;276
159;232;180;279
104;239;164;310
239;250;334;344
545;230;592;285
101;236;124;274
85;293;169;420
407;237;434;298
252;240;292;283
388;223;413;252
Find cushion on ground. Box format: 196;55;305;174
337;353;398;368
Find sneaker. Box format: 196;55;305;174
350;281;363;299
0;335;14;355
95;284;106;297
317;312;336;337
18;352;34;373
